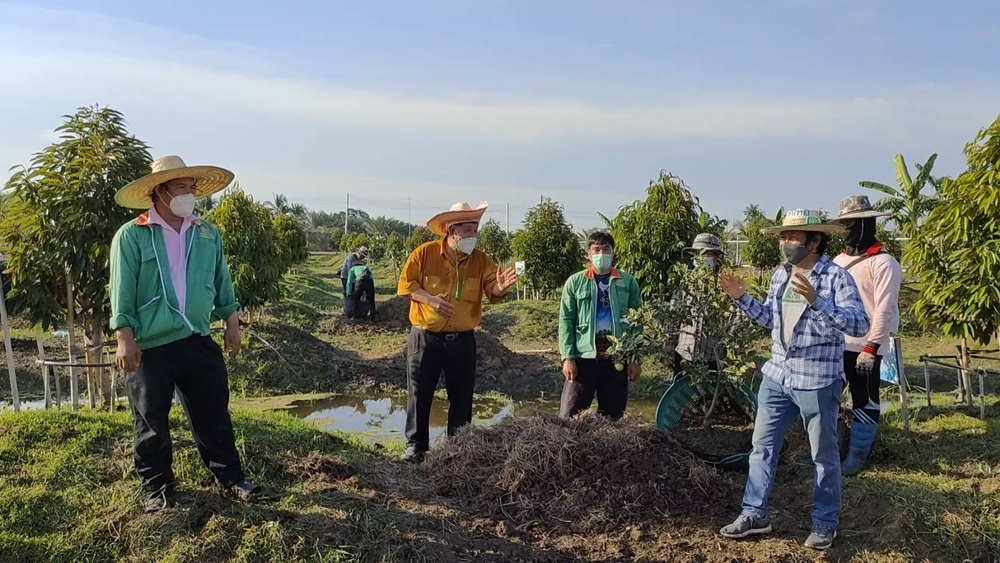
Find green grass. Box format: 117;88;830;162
0;407;387;562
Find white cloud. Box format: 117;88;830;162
4;47;999;148
2;3;998;148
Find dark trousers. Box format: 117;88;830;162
125;335;244;494
559;358;629;420
405;327;477;451
844;350;882;424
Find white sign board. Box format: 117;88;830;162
515;261;526;275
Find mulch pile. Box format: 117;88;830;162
424;411;735;533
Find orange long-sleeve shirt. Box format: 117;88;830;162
397;240;504;332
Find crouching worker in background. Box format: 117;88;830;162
344;261;376;321
558;232;642;420
397;202;518;464
110;156;260;513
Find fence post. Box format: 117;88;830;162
896;339;909;434
978;369;986;421
0;272;20;412
35;329;51;409
65;269;79;411
923;359;931;407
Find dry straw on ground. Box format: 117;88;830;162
425;411;735;533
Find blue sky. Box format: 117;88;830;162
2;1;998;229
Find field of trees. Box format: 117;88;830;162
0;106;998;562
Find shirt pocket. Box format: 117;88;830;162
461;277;482;303
136;246;162;307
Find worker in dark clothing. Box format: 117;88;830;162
345;264;376;320
340;246;369;296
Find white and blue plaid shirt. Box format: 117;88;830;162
736;256;870;390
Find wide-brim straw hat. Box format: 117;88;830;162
115;155;234;209
760;208;847;235
832;194;890;222
684;233;725;254
427;201;489;236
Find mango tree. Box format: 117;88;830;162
905;116;1000;406
602;171;702;298
478;219;512;265
272;213;309;270
511;199;582;299
207;187;285;324
0;106;151;408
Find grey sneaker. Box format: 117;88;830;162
805;525;837;550
720;513;772;539
401;445;425;464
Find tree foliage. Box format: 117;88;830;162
207;187;285;316
272;213;309;269
739;205;783;270
861;153;943;237
605;172;703;298
0;106;151;334
905;116;1000;344
341;232;370;255
405;226;437;253
478;219;512;265
612;265;759;424
511;199;583;294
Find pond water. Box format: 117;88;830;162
283;392;661;444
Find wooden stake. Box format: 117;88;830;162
35;328;51;409
65;269;79;411
896;338;909;434
0;272;20;412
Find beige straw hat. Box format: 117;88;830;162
427;201;489;236
115;155;234;209
759;209;847;235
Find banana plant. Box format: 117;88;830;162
860;153;942;237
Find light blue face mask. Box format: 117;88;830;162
591;253;613;272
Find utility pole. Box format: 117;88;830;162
506;203;510;238
408;198;412;237
344;192;349;235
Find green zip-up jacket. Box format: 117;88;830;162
109;213;240;350
559;267;642;361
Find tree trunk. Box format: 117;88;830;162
961;337;974;407
83;313;96;409
701;346;726;427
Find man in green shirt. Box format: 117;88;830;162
110;156;259;513
558;231;643;419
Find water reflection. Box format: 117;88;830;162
285;393;660;443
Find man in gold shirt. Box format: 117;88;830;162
398;202;518;463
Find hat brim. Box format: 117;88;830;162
832;210;891;222
427;207;488;236
759;223;847;235
684;246;725;254
115;165;235;209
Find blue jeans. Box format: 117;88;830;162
741;376;844;528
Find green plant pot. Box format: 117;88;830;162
655;372;757;470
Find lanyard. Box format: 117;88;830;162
452;254;470;300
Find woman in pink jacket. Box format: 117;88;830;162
831;195;903;475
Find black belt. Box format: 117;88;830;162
417;327;473;341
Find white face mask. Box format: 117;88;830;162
168;193;197;218
456;236;478;255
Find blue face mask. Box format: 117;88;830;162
591;253;613;272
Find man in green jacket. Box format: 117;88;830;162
559;231;643;419
110;156;259;513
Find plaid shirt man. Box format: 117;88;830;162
736;256;870;390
